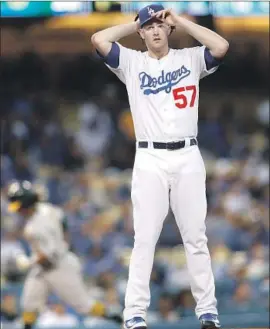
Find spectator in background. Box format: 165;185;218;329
175;289;196;318
104;287;122;315
83;245;118;278
199;108;230;157
13;154;34;182
0;155;16;187
246;242;269;281
75;101;113;158
39;120;67;167
1;222;25;282
108;113;136;170
63;136;85;172
148;293;180;324
37;301;79;328
1;294;19;324
256;99;269;131
258;276;270;310
222;281;266;314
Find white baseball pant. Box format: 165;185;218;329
124;144;218;321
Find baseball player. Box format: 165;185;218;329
6;180;122;329
91;4;229;329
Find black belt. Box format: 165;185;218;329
138;138;197;150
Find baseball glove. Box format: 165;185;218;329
36;254;55;271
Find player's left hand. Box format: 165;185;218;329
152;9;179;26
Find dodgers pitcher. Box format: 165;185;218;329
92;4;229;329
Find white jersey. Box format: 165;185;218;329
107;44;217;142
23;203;68;264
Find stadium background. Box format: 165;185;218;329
0;1;269;328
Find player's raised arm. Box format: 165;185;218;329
91;21;139;57
153;9;229;59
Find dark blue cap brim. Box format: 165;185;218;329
140;16;163;28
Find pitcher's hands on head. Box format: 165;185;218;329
151;8;179;26
134;14;141;30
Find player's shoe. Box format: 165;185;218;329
199;313;221;329
123;317;147;329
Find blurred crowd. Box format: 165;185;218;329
1;39;269;328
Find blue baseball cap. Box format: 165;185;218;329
138;4;165;27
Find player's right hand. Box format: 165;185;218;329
152;8;178;26
16;254;31;271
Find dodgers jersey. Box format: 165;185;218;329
23;203;68;265
100;43;220;142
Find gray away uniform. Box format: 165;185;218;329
21;202;92;314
